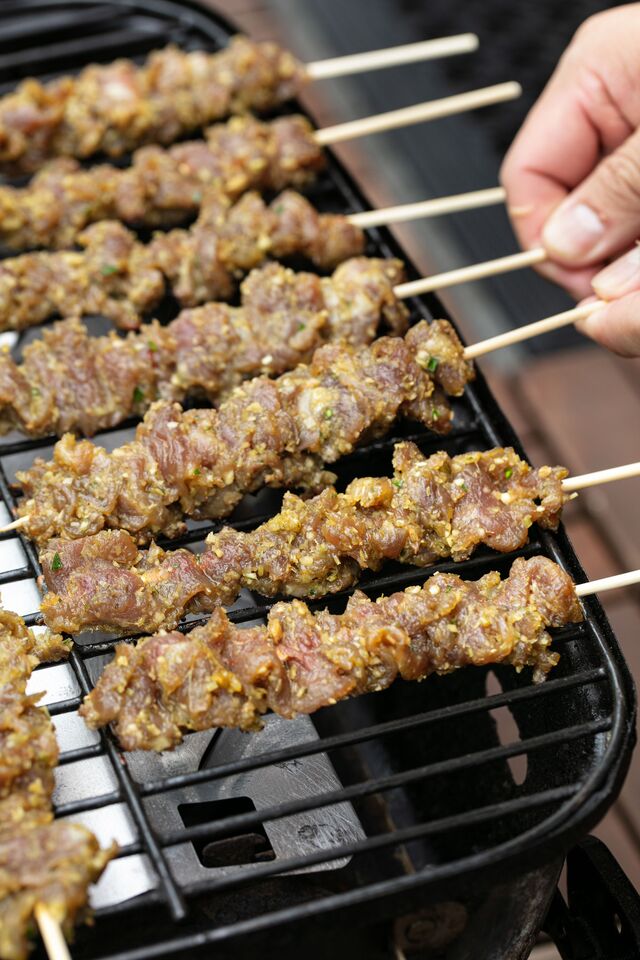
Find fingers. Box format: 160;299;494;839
500;67;604;254
593;244;640;299
576;292;640;356
543;124;640;266
501;6;640;298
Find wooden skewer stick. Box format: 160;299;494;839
35;904;72;960
462;301;604;361
0;514;30;534
576;569;640;598
394;247;547;299
562;461;640;493
306;35;479;80
315;82;522;145
348;187;506;228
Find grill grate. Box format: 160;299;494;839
0;2;635;958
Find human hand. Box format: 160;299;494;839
500;4;640;355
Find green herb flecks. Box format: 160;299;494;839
504;467;513;480
133;385;145;404
100;264;118;276
51;552;63;572
426;356;439;373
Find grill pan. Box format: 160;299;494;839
0;2;635;958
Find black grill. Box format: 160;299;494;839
0;2;635;959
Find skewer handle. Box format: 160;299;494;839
562;461;640;493
463;301;603;361
306;35;479;80
35;904;71;960
315;82;522;145
394;247;546;299
348;187;506;229
576;569;640;598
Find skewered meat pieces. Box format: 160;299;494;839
78;556;582;752
0;821;115;960
0;190;365;335
0;256;405;439
40;444;569;636
0;37;303;175
0;114;323;251
15;320;473;546
0;609;113;960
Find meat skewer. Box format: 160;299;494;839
12;316;473;547
0;83;520;252
5;294;614;546
38;446;640;638
0;256;410;439
0;186;506;334
0;608;115;960
77;555;584;752
0;189;364;334
0;35;478;175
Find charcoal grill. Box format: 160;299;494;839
0;2;635;958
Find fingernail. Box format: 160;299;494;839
593;245;640;298
543;202;605;259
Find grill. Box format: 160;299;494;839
0;2;636;959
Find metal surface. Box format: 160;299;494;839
0;2;635;958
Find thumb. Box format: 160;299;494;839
542;124;640;266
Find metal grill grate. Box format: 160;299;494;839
0;2;635;958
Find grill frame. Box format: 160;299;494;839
0;1;635;957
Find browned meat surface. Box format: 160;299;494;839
0;190;365;334
0;221;165;333
78;556;582;752
16;320;472;546
0;37;304;175
0;114;324;250
149;189;366;309
0;820;114;960
0;257;406;438
0;608;114;960
41;444;569;636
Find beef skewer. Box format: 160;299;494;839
38;447;640;638
77;555;583;752
12;317;473;547
38;443;568;635
0;84;520;252
0;256;409;438
0;189;364;334
2;227;542;441
5;296;611;546
0;186;506;334
0;35;478;176
0;608;115;960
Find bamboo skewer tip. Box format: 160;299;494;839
0;515;29;534
34;904;72;960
